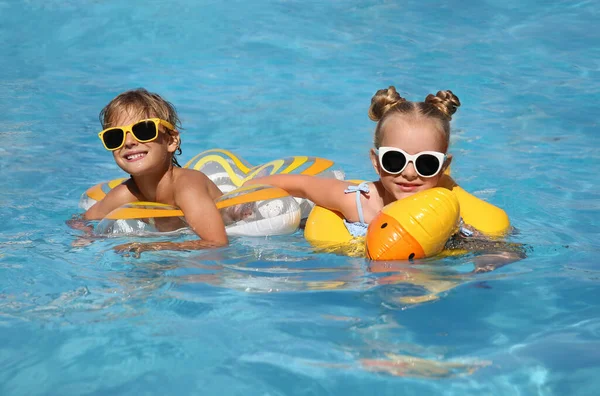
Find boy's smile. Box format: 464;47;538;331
123;150;148;162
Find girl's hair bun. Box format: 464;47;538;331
368;86;406;121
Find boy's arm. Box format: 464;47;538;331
83;182;138;220
245;175;363;221
114;173;228;255
175;174;228;246
68;181;137;248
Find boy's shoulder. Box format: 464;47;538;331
172;168;222;202
173;168;214;188
113;177;141;197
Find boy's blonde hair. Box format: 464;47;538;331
368;86;461;152
100;88;183;167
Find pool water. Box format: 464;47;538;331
1;0;599;394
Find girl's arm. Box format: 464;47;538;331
245;175;365;222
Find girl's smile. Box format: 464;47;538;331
396;182;421;192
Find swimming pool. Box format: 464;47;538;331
1;0;599;394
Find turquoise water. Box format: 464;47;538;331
1;0;599;394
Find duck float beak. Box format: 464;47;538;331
366;188;461;261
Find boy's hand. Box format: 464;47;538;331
113;241;193;257
67;215;97;247
114;242;159;257
72;236;95;248
66;216;94;233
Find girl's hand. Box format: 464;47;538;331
472;251;523;273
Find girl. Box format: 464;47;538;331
246;86;459;237
246;86;525;271
82;88;228;254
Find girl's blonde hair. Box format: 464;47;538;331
100;88;183;167
368;86;461;151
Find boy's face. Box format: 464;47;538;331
109;110;180;176
370;115;451;202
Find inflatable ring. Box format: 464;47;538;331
80;149;345;237
437;174;510;236
183;149;344;218
304;174;511;261
305;187;461;260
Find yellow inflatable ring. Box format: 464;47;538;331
304;174;511;261
80;149;345;237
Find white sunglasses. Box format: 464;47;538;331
375;147;446;178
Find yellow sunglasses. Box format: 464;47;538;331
98;118;175;151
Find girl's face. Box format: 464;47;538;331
109;110;180;177
370;115;452;202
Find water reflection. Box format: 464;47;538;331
0;233;535;380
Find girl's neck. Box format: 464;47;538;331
373;180;396;207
